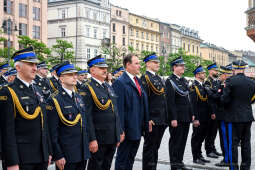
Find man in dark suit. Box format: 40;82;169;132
47;61;90;170
165;56;192;170
34;62;51;99
113;54;149;170
204;63;222;159
140;53;168;170
76;70;87;92
80;55;123;170
221;60;255;170
0;47;52;170
190;65;211;165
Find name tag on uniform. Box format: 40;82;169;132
64;106;72;109
21;96;30;100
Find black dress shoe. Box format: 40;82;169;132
200;156;210;163
213;150;222;156
193;159;205;165
215;160;229;167
207;152;219;158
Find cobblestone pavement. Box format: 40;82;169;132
1;105;255;170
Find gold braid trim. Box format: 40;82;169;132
74;85;78;93
87;84;114;111
251;94;255;102
7;87;44;129
145;75;164;95
52;97;82;131
194;86;208;102
49;80;57;92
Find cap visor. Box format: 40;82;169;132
61;69;78;75
95;63;108;68
21;59;40;64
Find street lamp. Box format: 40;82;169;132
161;45;167;76
2;17;18;61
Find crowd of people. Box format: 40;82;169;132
0;46;254;170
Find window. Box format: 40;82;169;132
130;42;133;47
19;23;27;36
142;44;144;51
136;19;139;24
188;44;190;52
136;43;139;50
123;25;125;34
151;45;153;51
102;13;106;22
197;46;199;53
87;48;90;59
130;28;134;36
85;8;90;18
156;45;158;52
19;3;27;18
136;31;139;38
146;44;149;51
156;35;158;42
93;28;97;39
60;9;67;19
151;34;154;41
103;29;106;39
86;26;90;37
116;10;122;17
192;45;194;53
112;23;116;32
146;33;149;40
33;26;40;39
141;32;144;39
61;27;66;37
142;20;147;27
112;35;116;44
4;0;12;14
94;49;98;57
122;38;125;46
151;23;153;28
183;43;185;50
93;11;98;20
33;7;40;21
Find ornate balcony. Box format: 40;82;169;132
246;7;255;41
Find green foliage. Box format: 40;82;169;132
18;35;51;62
100;44;125;73
0;47;15;61
50;39;75;64
0;29;6;44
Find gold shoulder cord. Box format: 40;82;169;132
145;75;164;95
87;84;114;111
251;94;255;102
74;85;78;93
52;97;82;131
49;80;57;92
194;86;208;102
7;87;44;129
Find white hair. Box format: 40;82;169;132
14;61;23;68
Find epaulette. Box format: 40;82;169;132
190;84;195;92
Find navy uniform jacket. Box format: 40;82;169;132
49;76;61;93
204;76;221;114
140;71;168;125
165;74;193;122
221;73;255;123
112;72;149;141
34;75;51;99
190;80;211;122
46;87;90;162
0;78;52;166
0;76;8;85
81;78;122;144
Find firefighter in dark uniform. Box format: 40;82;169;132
190;65;211;165
81;55;124;170
221;60;255;170
140;53;168;170
46;61;90;170
34;62;51;99
206;66;233;167
49;64;61;92
0;63;10;85
0;47;52;170
204;63;222;158
112;67;125;82
75;70;87;92
165;56;192;170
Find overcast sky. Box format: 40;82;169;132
110;0;255;52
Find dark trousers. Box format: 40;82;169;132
219;121;230;163
169;122;190;169
87;144;116;170
142;125;166;170
19;163;48;170
231;122;252;170
56;161;87;170
191;122;208;160
205;118;218;154
115;139;141;170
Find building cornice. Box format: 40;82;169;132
129;25;160;34
48;17;110;26
111;18;129;25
